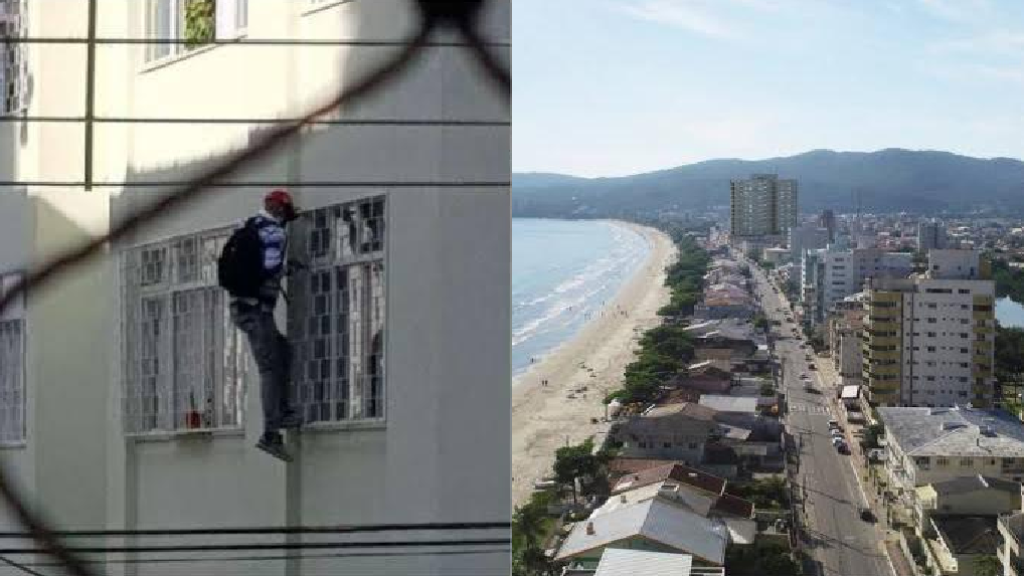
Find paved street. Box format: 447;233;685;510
743;256;895;576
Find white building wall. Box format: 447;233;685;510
901;279;995;407
1;1;511;574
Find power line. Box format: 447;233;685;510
0;521;511;539
0;116;509;126
21;547;510;568
0;181;510;188
0;556;47;576
0;37;510;47
0;538;511;555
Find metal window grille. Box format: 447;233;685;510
121;227;247;433
0;0;26;115
0;271;24;443
0;318;23;443
289;195;386;423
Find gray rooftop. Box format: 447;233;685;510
929;474;1020;496
878;406;1024;457
555;499;728;564
699;395;758;414
593;549;694;576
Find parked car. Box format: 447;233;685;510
828;419;839;429
804;384;819;394
800;373;809;380
831;429;844;439
860;508;876;523
808;364;817;370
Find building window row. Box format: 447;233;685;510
0;0;27;115
0;272;23;444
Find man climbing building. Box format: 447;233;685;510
218;189;303;461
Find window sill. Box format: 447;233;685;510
300;419;386;433
0;441;26;450
128;427;245;443
140;36;245;74
302;0;352;17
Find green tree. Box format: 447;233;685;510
184;0;215;48
974;554;1001;576
553;439;599;506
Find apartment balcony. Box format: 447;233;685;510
870;292;902;304
867;350;901;362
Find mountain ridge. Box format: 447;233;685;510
512;149;1024;217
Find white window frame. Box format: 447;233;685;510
0;271;25;444
0;0;26;116
121;228;247;434
288;195;386;425
144;0;248;64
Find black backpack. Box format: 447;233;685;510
217;218;264;298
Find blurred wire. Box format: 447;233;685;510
0;521;510;538
21;547;510;568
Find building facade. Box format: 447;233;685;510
0;1;510;574
863;251;995;408
801;243;914;327
729;174;798;240
788;222;830;266
918;219;950;253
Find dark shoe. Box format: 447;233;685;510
256;433;292;462
279;412;303;430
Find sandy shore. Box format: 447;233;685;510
510;222;677;508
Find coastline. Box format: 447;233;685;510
510;221;677;507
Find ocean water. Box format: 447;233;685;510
511;218;651;378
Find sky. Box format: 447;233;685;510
513;0;1024;177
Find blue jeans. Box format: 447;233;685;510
230;301;294;437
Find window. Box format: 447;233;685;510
0;0;26;115
927;332;936;337
0;272;24;443
960;458;972;466
145;0;248;63
927;346;936;352
289;196;386;423
122;229;246;433
927;318;937;324
936;457;950;466
959;289;970;294
689;442;698;449
663;442;672;448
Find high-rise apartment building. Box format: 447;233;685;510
918;219;949;252
730;174;798;239
788;222;830;266
862;250;995;409
818;210;837;243
800;242;914;327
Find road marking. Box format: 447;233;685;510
790;403;828;414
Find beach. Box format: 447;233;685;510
510;222;677;507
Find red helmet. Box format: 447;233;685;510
265;189;298;220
